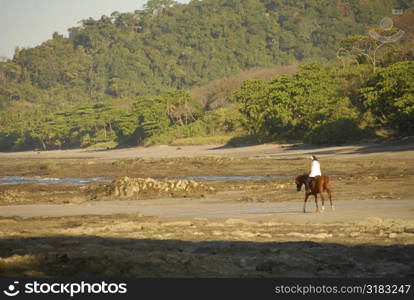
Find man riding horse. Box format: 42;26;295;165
295;154;333;213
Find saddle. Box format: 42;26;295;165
306;175;320;191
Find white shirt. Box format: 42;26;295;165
309;160;321;177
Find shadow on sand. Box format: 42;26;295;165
282;139;414;156
208;137;414;156
1;236;413;278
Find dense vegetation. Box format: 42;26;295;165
0;0;413;150
233;61;414;145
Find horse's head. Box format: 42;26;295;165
295;175;304;192
295;174;308;192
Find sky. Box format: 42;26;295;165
0;0;190;59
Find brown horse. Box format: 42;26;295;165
295;174;333;213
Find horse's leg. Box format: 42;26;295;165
303;192;309;213
314;193;320;213
303;193;309;213
318;182;325;212
319;193;325;212
327;187;334;211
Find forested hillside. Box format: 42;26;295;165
0;0;405;107
0;0;413;151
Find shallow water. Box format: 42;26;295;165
0;174;335;185
0;175;287;185
0;176;112;186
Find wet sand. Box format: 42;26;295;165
1;198;413;223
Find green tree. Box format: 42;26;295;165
338;29;401;73
234;64;360;141
358;61;414;135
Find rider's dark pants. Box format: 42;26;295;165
305;176;314;191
